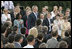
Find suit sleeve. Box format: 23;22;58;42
42;19;46;26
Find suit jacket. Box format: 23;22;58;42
47;37;58;48
14;42;22;48
27;12;40;29
42;18;53;33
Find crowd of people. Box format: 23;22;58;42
1;1;71;48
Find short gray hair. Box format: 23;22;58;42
32;5;38;11
39;43;47;48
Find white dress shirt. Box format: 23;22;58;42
33;12;38;20
23;44;34;48
1;14;11;24
48;18;51;32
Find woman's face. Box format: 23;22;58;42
4;9;8;14
64;19;68;22
60;16;63;19
19;15;22;19
40;14;44;19
56;16;59;20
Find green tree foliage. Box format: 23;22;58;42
13;1;71;12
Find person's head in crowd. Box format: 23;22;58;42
16;13;22;20
65;30;69;37
1;41;3;48
42;26;48;34
59;6;63;11
13;26;18;34
26;6;31;11
15;34;23;44
1;25;7;36
66;8;70;13
40;13;44;19
55;14;60;20
29;27;38;38
6;18;12;27
27;35;35;46
42;7;46;12
5;27;12;37
3;21;11;28
21;27;26;35
51;27;58;38
8;35;14;43
5;43;15;48
65;8;70;17
16;3;20;8
26;10;32;16
39;43;47;48
59;13;64;20
36;19;41;26
58;41;68;48
15;5;20;13
47;12;51;18
32;5;38;13
44;6;48;10
63;17;68;23
53;6;58;11
3;8;9;14
37;33;44;42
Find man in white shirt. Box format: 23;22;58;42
23;35;35;48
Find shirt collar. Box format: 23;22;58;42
52;37;57;40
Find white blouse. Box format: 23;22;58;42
1;14;11;24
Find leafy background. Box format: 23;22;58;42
13;1;71;12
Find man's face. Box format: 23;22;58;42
42;8;46;12
47;13;51;18
59;6;62;11
20;37;23;43
33;7;38;12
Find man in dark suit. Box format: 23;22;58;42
27;5;40;29
43;12;53;34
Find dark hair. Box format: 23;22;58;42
65;30;69;37
15;34;23;42
8;35;14;43
37;33;44;40
51;30;58;37
13;26;18;31
5;27;12;37
27;35;34;42
47;12;51;15
1;25;7;34
21;27;26;34
58;41;68;48
3;22;10;28
36;19;41;26
16;13;22;19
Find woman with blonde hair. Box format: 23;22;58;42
61;17;71;38
29;27;38;38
